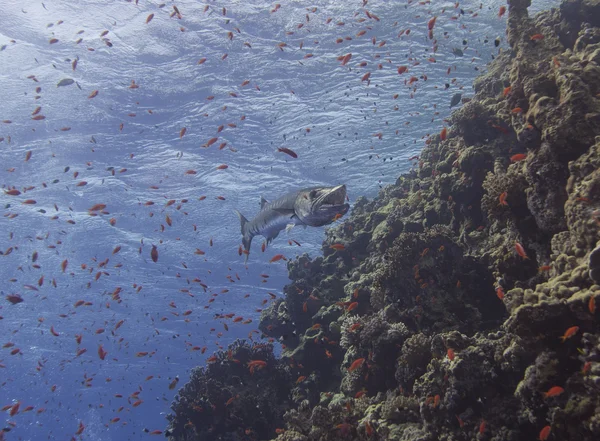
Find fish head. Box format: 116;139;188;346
294;185;349;226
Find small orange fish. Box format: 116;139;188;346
397;66;408;74
330;243;345;251
179;127;186;138
347;302;358;312
146;14;154;23
498;6;506;17
530;33;544;41
544;386;564;398
503;86;511;97
511;107;523;114
348;358;365;372
514;242;528;259
499;191;508;206
427;16;437;30
277;147;297;158
269;254;287;263
151;245;158;263
496;286;505;300
97;344;107;360
589;296;596;314
440;127;447;141
539;425;551;441
203;137;218;147
88;90;99;99
88;203;106;212
340;53;352;65
216;164;228;170
447;348;455;361
560;326;579;342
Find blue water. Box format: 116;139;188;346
0;1;558;439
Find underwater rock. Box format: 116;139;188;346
170;1;600;439
589;244;600;282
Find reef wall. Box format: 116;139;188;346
166;0;600;439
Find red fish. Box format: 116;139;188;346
348;358;365;372
544;386;564;398
539;426;551;440
498;6;506;17
277;147;297;158
440;127;447;141
510;153;527;162
514;242;528;259
560;326;579;342
428;16;437;30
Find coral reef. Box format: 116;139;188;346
167;1;600;440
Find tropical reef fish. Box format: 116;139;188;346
452;47;464;57
57;78;75;87
450;93;462;108
235;185;349;262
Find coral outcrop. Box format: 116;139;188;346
167;1;600;440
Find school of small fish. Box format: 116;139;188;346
0;1;533;439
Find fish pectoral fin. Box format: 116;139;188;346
285;223;295;233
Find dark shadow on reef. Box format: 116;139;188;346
166;0;600;439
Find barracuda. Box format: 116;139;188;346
235;185;349;262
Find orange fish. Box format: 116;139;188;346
496;286;505;300
397;66;408;74
330;243;345;251
530;34;544;41
97;344;107;360
151;245;158;262
89;203;106;212
539;426;551;441
544;386;564;398
348;358;365;372
560;326;579;342
269;254;287;263
589;296;596;314
514;242;528;259
216;164;228;170
340;53;352;65
498;6;506;17
511;107;523;114
511;153;527;162
277;147;297;158
179;127;186;138
347;302;358;312
440;127;447;141
447;348;455;361
203;137;218;147
146;14;154;23
427;16;437;30
88;90;99;99
503;86;511;97
499;191;508;206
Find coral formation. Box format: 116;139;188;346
167;1;600;440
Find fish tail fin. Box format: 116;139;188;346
234;210;253;263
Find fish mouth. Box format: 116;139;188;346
315;184;347;209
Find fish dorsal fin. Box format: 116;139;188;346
260;196;269;209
